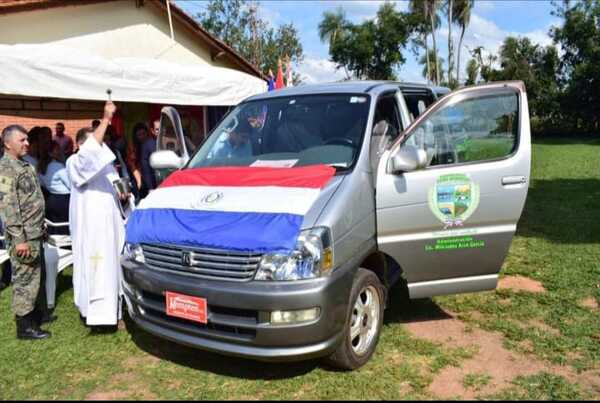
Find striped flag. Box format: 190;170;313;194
286;59;293;87
126;165;335;254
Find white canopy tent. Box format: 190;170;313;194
0;44;267;105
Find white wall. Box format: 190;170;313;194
0;0;239;70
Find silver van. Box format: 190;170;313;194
121;81;530;370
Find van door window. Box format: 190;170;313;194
403;92;436;120
370;95;401;172
404;92;519;167
159;113;186;158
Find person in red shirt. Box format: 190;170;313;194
53;122;74;160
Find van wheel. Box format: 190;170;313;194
326;268;384;370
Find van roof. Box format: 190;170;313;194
245;81;450;102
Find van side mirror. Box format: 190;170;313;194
388;145;428;174
150;150;185;170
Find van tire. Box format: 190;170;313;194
325;268;384;370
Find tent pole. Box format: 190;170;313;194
166;0;175;42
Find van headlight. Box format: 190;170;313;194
124;243;145;264
255;227;333;281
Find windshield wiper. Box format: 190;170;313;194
329;163;351;172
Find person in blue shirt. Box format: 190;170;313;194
208;118;253;161
38;141;71;235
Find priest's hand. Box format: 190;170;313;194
103;101;117;121
117;191;128;202
93;101;117;144
15;242;31;258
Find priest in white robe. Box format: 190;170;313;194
67;101;125;327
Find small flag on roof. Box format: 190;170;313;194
275;59;285;90
267;69;275;91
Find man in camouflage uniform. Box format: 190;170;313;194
0;125;51;340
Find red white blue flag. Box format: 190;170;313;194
126;165;335;253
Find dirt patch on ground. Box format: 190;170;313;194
497;275;546;293
124;354;161;369
84;355;159;400
86;391;133;400
580;297;599;310
403;307;598;399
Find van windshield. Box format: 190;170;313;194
188;94;370;170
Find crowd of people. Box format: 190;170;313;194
0;103;159;339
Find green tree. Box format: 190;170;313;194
318;7;348;50
486;36;561;129
469;46;497;82
408;0;440;84
425;0;443;84
318;8;351;79
197;0;304;82
261;23;304;84
453;0;474;84
419;49;445;83
551;0;600;132
445;0;456;88
326;3;410;80
465;58;479;85
198;0;249;50
409;1;430;83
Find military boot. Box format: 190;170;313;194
16;313;51;340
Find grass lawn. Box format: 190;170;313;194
0;136;599;400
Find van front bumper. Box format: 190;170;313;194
121;258;356;362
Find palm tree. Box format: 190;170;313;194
465;58;479;85
318;7;351;79
453;0;474;84
446;0;455;87
318;7;347;51
409;0;431;83
424;0;442;84
419;49;445;84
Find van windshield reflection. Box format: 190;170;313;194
188;94;370;170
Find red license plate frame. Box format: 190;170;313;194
165;291;207;324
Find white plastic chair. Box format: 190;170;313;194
44;219;73;309
0;234;9;266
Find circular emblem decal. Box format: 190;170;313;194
428;174;480;229
201;191;224;205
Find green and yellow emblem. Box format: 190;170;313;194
428;173;480;229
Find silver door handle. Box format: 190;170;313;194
502;176;527;185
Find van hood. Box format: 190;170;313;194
300;174;346;229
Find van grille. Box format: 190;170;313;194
141;243;262;282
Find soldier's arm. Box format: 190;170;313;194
3;173;27;245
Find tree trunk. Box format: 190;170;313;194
430;14;440;85
343;65;351;81
425;34;432;83
447;0;454;87
457;26;465;84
